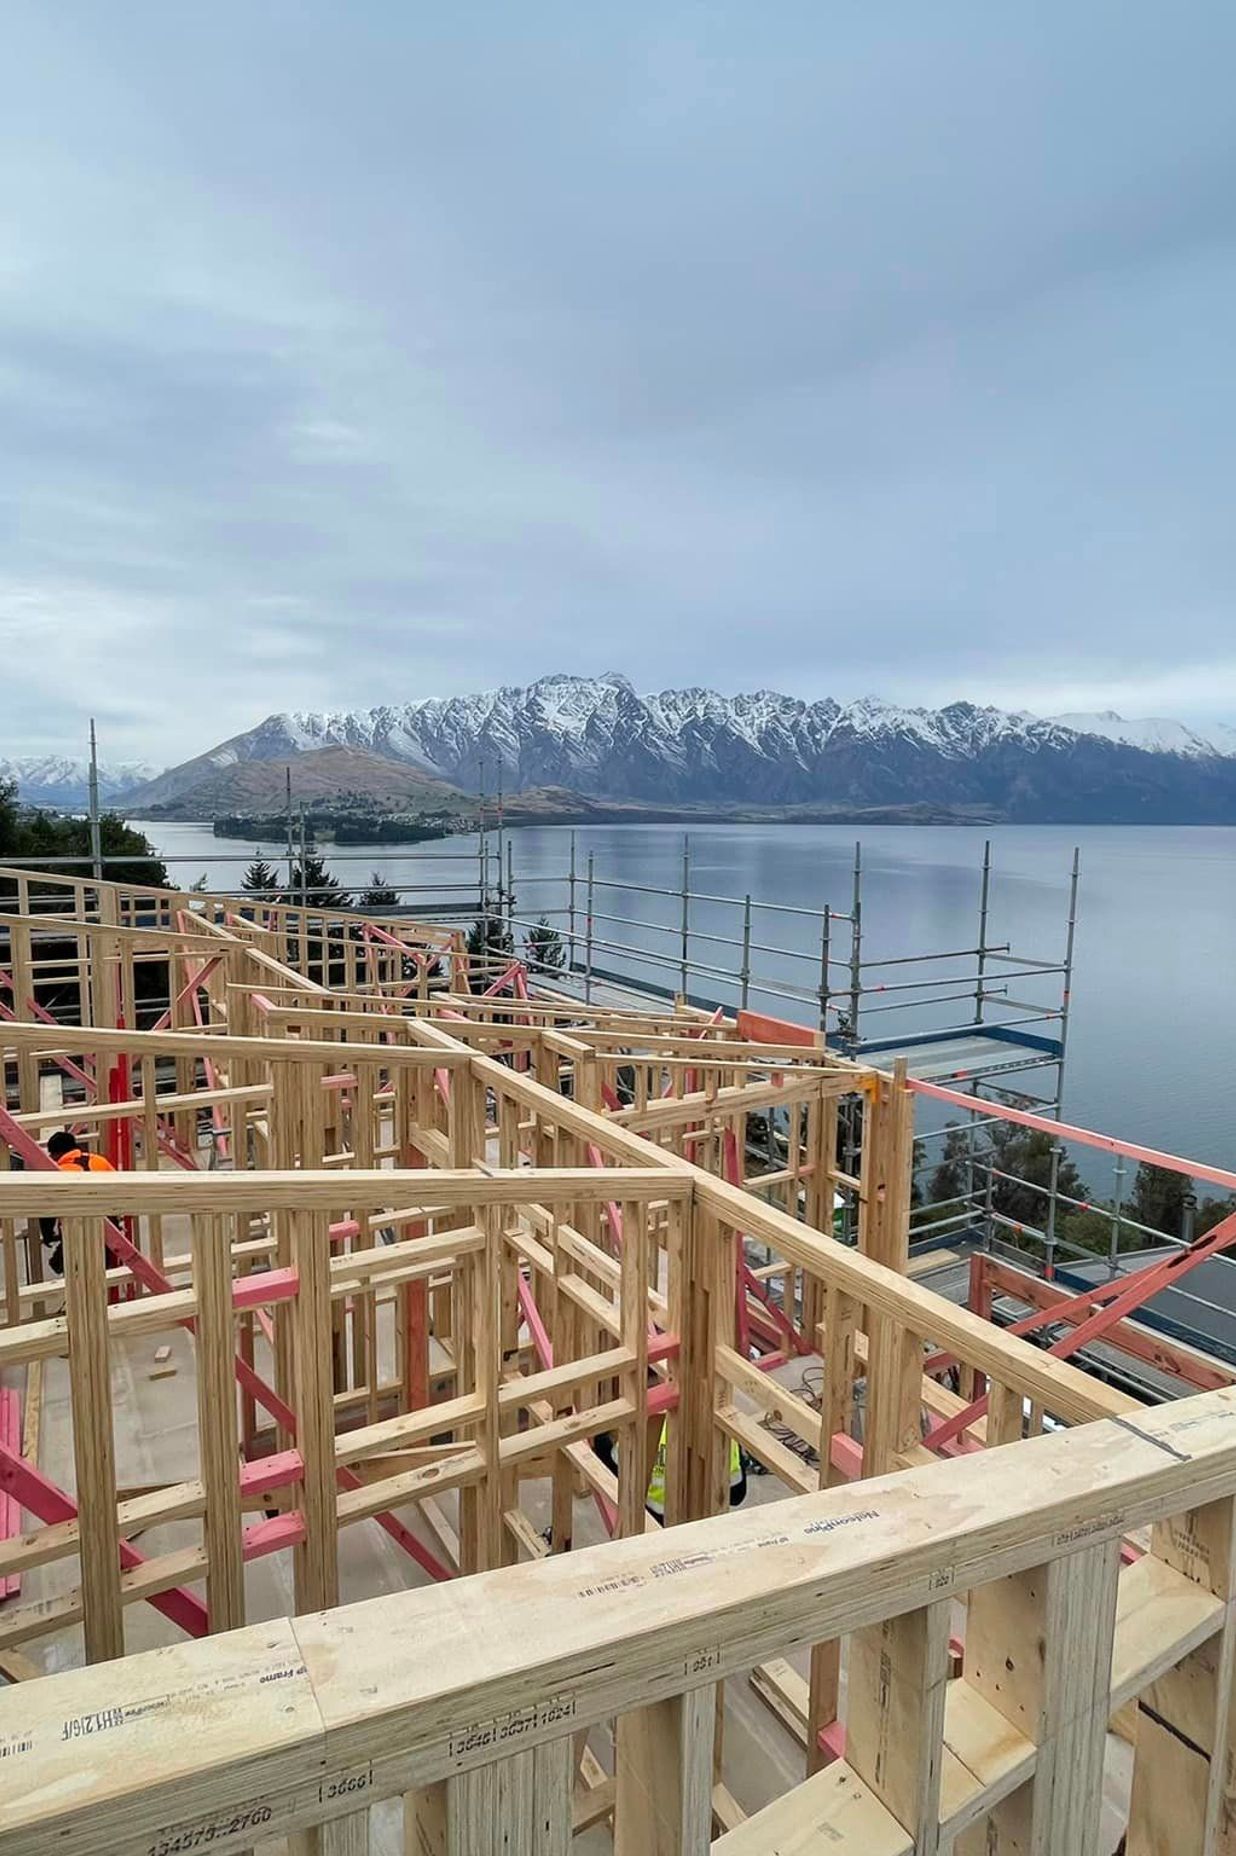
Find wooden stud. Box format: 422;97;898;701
441;1740;571;1856
316;1810;370;1854
807;1282;860;1774
964;1539;1121;1856
858;1065;914;1277
864;1319;925;1478
289;1201;339;1612
1030;1541;1122;1854
192;1213;245;1633
550;1215;578;1554
617;1199;650;1538
62;1216;123;1663
847;1599;950;1853
471;1206;504;1572
986;1377;1025;1448
822;1284;859;1486
1127;1496;1236;1855
615;1687;715;1856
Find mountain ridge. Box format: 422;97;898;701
0;755;159;811
118;677;1236;824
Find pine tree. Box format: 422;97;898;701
280;856;351;910
242;857;280;895
467;912;515;988
525;916;565;973
1130;1162;1236;1242
0;776;19;850
358;872;398;911
1129;1163;1190;1239
982;1124;1089;1234
927;1128;972;1206
468;913;514;959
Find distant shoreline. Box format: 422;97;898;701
129;803;1002;830
128;802;1236;829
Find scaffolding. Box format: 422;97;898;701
1;833;1220;1315
0;832;1075;1072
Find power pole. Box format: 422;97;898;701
496;764;505;919
88;718;103;882
285;767;294;890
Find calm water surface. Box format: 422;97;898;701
138;820;1236;1174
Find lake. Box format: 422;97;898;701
135;819;1236;1176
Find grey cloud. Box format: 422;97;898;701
1;1;1235;762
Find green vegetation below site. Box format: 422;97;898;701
214;809;456;845
926;1122;1235;1264
0;777;169;894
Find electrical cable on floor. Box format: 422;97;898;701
755;1363;826;1470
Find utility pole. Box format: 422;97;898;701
496;764;505;918
88;718;103;882
478;758;489;919
285;767;294;890
567;830;577;972
679;835;690;1001
848;842;862;1048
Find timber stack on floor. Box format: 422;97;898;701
1;864;1235;1855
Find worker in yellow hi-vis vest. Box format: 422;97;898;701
645;1422;746;1519
596;1422;747;1520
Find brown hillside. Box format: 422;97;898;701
133;746;473;818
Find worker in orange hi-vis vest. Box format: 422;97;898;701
38;1130;118;1275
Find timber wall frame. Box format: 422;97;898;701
1;868;1233;1852
7;1386;1236;1854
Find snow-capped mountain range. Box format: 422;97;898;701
117;677;1236;823
1048;711;1236;758
1;755;159;811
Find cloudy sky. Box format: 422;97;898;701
3;4;1236;765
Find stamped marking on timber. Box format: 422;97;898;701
874;1647;893;1784
319;1763;374;1807
651;1530;792;1579
1054;1510;1125;1548
146;1803;274;1856
573;1510;882;1604
0;1660;311;1770
60;1705;125;1741
1155;1398;1236;1440
257;1660;307;1686
448;1693;577;1763
803;1507;879;1539
575;1573;643;1600
1158;1514;1214;1583
684;1644;721;1679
